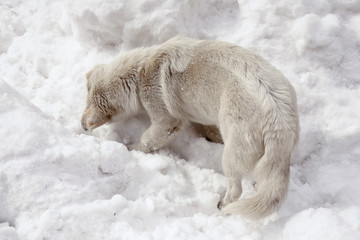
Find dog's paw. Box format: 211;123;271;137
126;142;152;153
126;143;142;151
217;200;226;210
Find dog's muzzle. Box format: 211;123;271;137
81;115;89;131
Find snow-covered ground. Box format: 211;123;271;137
1;0;360;239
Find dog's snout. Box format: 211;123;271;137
82;122;88;131
81;116;88;131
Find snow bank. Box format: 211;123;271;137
1;0;360;239
66;0;238;50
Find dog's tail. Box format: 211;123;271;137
221;128;297;219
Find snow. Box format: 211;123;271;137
0;0;360;239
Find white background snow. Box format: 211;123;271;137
1;0;360;239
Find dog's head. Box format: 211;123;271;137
81;62;140;131
81;64;115;131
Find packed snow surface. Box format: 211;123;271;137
1;0;360;239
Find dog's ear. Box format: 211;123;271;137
86;64;105;80
86;69;94;80
140;53;164;81
141;48;191;80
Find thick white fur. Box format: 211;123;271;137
81;36;300;219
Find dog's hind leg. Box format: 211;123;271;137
218;126;264;208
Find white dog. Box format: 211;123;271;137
81;36;299;219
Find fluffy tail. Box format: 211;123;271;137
221;129;296;220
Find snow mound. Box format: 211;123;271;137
66;0;238;50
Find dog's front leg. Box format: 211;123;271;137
127;118;182;153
